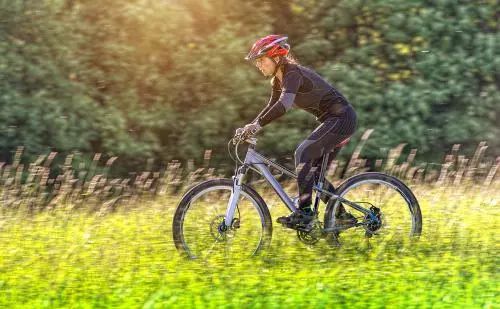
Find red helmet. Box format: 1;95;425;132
245;35;290;61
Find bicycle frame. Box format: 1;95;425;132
224;138;374;227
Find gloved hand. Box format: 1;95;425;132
235;127;245;136
242;122;262;136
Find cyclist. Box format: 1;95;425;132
240;34;357;229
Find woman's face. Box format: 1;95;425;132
254;56;278;77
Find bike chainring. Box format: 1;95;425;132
297;220;324;245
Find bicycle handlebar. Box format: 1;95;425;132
232;130;257;145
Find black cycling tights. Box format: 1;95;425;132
294;106;357;209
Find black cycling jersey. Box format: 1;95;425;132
254;62;351;126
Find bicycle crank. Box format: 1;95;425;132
297;220;325;245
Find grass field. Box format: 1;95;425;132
0;183;498;308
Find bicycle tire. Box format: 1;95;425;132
324;172;422;244
172;178;273;259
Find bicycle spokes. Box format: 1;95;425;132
179;185;266;260
333;182;415;246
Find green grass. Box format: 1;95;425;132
0;185;498;308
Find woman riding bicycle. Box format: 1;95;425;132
240;34;358;229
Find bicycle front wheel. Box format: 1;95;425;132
324;172;422;247
172;178;272;260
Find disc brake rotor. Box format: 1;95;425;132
364;206;382;234
209;215;227;241
209;215;241;241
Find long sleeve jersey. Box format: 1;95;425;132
253;62;352;126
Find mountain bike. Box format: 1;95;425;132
172;130;422;259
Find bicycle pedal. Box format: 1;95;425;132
295;225;313;233
279;221;312;232
297;221;317;232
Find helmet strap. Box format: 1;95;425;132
268;56;284;79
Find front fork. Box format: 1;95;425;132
224;165;247;227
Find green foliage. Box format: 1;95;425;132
301;0;499;158
0;0;498;172
0;186;497;307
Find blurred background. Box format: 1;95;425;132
0;0;498;176
0;3;498;307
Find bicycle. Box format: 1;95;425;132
172;130;422;259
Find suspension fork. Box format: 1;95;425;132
224;165;248;227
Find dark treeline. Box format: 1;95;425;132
0;0;498;175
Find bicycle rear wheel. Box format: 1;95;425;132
324;172;422;247
172;178;272;260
